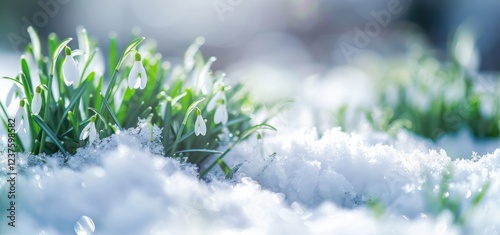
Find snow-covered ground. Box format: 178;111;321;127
1;54;500;234
0;125;450;234
1;109;500;234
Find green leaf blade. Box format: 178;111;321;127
32;114;69;156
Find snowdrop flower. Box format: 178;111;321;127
194;109;207;136
80;116;97;144
207;86;226;111
214;99;228;125
207;85;228;125
128;53;148;90
6;85;23;108
14;100;27;133
63;47;80;87
31;86;42;115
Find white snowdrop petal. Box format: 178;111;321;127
207;93;221;112
214;104;228;125
89;123;97;143
69;57;81;85
32;93;42;115
62;59;73;86
214;107;222;124
200;118;207;136
81;129;89;141
194;117;200;136
195;115;206;136
7;86;25;106
14;108;24;133
128;62;140;89
63;56;80;87
139;64;148;90
80;123;91;141
194;123;201;136
221;105;228;125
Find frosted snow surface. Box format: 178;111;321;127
0;120;499;234
1;124;470;235
226;124;500;233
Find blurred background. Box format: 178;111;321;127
1;0;500;73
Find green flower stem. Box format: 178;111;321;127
96;69;118;131
33;114;68;156
97;37;145;131
38;37;72;154
38;73;53;154
170;98;205;156
55;78;91;134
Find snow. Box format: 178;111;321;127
1;54;500;234
1;116;499;234
6;116;500;230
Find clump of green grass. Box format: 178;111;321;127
1;26;274;177
368;23;500;141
